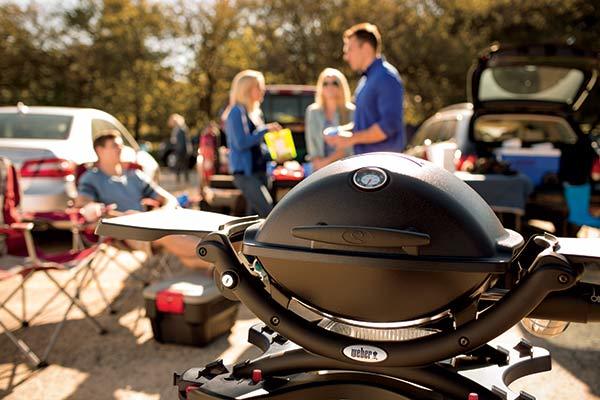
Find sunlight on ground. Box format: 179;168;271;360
114;387;159;400
4;365;88;399
0;362;41;393
492;324;599;400
118;307;154;344
218;317;261;365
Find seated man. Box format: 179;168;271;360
75;129;211;271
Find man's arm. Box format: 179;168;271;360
326;75;403;150
74;193;94;208
74;193;117;221
324;123;387;150
75;172;103;209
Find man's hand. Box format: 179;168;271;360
324;130;354;150
311;157;328;171
80;202;106;222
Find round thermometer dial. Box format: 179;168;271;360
352;167;388;190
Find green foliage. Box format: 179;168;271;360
0;0;598;137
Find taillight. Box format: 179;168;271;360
123;161;143;171
20;158;76;178
456;154;477;172
156;290;185;314
591;157;600;181
272;166;304;181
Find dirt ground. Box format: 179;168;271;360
1;168;599;399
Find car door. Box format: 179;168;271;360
405;119;456;159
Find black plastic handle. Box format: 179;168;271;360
291;225;430;248
529;282;600;323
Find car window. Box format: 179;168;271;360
408;122;430;147
479;66;585;104
474;115;578;144
439;120;458;142
409;120;447;148
91;119;137;149
262;94;315;124
0;113;73;139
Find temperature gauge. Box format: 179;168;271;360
352;167;388;190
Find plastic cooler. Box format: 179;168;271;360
495;147;561;186
143;273;239;346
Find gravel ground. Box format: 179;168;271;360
1;168;599;399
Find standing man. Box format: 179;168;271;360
169;113;191;183
325;22;405;154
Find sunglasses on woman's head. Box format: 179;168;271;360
323;80;340;87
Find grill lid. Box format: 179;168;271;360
242;153;523;322
246;153;521;261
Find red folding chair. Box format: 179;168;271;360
0;157;108;368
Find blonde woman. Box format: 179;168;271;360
305;68;355;170
223;70;281;217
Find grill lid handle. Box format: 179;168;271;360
291;225;430;248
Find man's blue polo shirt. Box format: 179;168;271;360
353;57;405;154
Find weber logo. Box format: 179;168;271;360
343;345;387;363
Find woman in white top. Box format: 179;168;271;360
304;68;355;170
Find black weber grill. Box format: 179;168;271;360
242;153;523;323
95;56;600;400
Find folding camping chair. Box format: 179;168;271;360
71;198;178;287
0;157;108;368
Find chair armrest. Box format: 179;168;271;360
0;222;34;234
65;207;85;224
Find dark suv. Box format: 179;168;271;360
261;84;316;162
406;44;600;234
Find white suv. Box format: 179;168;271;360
404;103;474;161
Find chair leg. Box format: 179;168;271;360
0;287;26;325
26;266;88;325
73;253;118;315
87;264;116;314
40;300;77;363
0;319;45;369
111;256;149;284
0;270;37;327
156;254;175;278
21;278;26;326
42;270;106;335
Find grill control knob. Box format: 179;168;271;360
221;272;238;289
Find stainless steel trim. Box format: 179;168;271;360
289;296;451;328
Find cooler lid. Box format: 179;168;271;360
143;273;221;305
